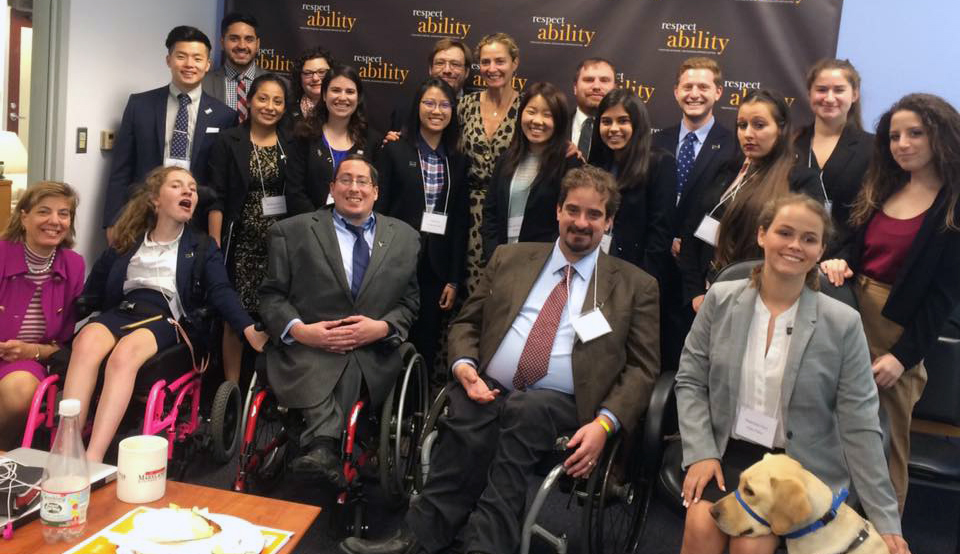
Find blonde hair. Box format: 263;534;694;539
2;181;79;248
112;166;192;254
475;32;519;62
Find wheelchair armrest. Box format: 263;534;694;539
639;371;677;479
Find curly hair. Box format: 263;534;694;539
290;46;334;103
112;166;194;254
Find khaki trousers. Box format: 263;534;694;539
855;275;928;513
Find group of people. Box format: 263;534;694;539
0;10;956;554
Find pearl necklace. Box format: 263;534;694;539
25;244;56;274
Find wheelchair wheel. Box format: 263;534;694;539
246;389;290;492
378;348;428;506
413;384;451;493
580;436;643;554
210;380;242;463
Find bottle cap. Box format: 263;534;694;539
59;398;81;417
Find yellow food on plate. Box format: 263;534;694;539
132;506;221;543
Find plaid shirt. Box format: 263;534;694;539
223;62;258;111
417;136;447;213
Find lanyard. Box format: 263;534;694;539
252;140;287;196
807;148;830;204
707;163;754;218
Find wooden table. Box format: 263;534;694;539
4;480;322;554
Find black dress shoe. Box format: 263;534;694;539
290;440;346;488
340;528;422;554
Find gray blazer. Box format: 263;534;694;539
201;64;270;105
675;279;901;535
259;209;420;409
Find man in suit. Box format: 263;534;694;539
652;57;736;373
341;165;660;554
259;155;420;487
102;26;235;235
201;12;268;122
570;58;616;160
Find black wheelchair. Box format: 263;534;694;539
230;342;429;537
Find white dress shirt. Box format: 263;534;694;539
732;295;799;448
123;228;185;320
164;83;203;161
571;107;591;148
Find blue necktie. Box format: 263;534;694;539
676;132;698;202
170;92;191;159
345;223;370;299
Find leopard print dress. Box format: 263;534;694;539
456;91;520;296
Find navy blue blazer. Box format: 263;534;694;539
102;86;237;227
652;121;736;237
83;226;254;337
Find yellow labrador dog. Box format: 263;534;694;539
710;453;887;554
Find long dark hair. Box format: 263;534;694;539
244;73;289;128
851;93;960;231
404;78;460;153
497;82;570;188
715;89;796;269
291;47;334;102
295;63;369;148
588;88;656;190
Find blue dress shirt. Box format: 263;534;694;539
676;116;715;161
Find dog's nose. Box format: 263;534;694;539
710;503;722;520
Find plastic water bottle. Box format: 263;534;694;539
40;398;90;543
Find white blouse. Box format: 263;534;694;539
732;294;799;448
123;228;184;321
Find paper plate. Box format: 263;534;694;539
107;510;266;554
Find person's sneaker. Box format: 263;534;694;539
340;528;422;554
290;438;346;488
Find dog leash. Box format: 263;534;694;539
733;487;849;539
832;526;871;554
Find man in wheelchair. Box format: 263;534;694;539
259;155;420;488
342;166;661;554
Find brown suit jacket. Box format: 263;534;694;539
447;242;661;436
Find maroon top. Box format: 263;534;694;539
862;209;927;285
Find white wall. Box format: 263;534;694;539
53;0;218;262
836;0;960;131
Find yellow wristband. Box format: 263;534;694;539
596;417;612;435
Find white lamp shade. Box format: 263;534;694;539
0;131;28;174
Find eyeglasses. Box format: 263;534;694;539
421;99;453;111
302;68;328;79
335;176;373;188
432;59;465;71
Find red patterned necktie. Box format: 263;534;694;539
513;264;571;391
237;78;248;123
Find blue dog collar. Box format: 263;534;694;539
734;487;849;540
734;488;771;528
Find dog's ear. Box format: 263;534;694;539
768;476;813;535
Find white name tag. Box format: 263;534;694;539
204;107;213;115
420;211;448;235
326;193;335;206
734;406;777;449
261;195;287;217
572;309;612;343
694;215;721;247
600;233;612;254
507;216;523;240
205;127;219;134
164;157;190;170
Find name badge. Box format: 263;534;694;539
694;215;721;247
164;157;190;170
261;195;287;217
600;233;612;254
420;211;448;235
507;216;523;240
572;309;612;343
205;127;219;134
734;406;777;449
326;193;335;206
